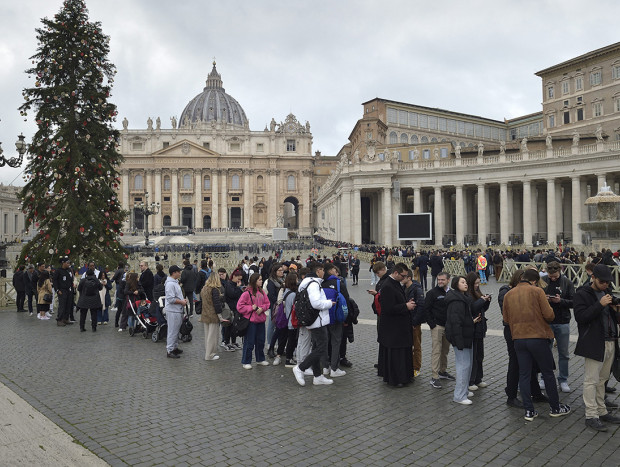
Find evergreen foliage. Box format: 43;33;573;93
18;0;127;267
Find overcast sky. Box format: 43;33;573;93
1;0;619;185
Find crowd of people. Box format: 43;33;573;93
10;243;620;430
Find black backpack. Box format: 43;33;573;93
294;280;320;327
84;278;98;296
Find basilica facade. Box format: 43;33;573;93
315;42;620;248
117;63;325;236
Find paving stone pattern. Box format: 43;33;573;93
0;267;619;466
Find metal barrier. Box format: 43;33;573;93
0;278;16;307
442;259;467;278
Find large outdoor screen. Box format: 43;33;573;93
397;213;433;240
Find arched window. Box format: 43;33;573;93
163;176;171;191
231;174;240;189
203;215;211;229
203;176;211;190
183;174;191;189
257;175;264;190
134;174;143;190
389;131;398;144
163;215;171;227
400;133;408;143
431;137;438;143
287;175;296;190
411;135;419;144
420;136;429;143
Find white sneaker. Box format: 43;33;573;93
29;312;33;317
210;355;220;361
323;368;330;376
477;381;488;388
257;360;269;366
454;399;473;405
559;382;571;393
273;356;281;366
330;369;346;377
313;375;333;385
118;328;124;332
468;385;478;391
37;315;42;320
242;364;252;370
468;391;474;397
220;341;228;349
293;365;306;386
304;369;314;376
539;379;545;390
45;312;52;318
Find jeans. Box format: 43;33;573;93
514;338;560;412
419;271;427;290
26;291;34;314
242;321;266;364
327;323;343;370
285;328;298;360
478;269;487;284
97;308;109;323
16;291;25;311
504;325;544;399
370;272;378;285
453;346;473;402
299;326;329;377
549;323;570;383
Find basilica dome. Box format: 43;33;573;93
179;62;248;128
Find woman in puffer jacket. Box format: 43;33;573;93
199;271;227;361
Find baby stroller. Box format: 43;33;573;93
151;298;193;343
127;299;158;339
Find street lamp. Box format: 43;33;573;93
0;133;27;168
134;191;160;248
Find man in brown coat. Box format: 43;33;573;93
504;268;571;422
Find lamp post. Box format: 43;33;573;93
0;133;27;168
134;192;160;248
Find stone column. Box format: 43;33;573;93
243;169;252;228
341;189;352;243
597;173;606;192
383;186;392;246
121;170;130;230
499;182;509;245
211;169;219;229
434;186;443;246
455;185;464;245
268;169;277;228
352;188;361;245
571;176;582;245
145;169;153;199
523;180;532;246
546;178;556;244
220;169;228;229
413;186;422;213
171;169;179;226
194;169;202;230
154;169;162;231
477;184;487;246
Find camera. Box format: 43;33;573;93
611;295;620;306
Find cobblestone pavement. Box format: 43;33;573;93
1;267;619;466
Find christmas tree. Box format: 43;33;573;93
18;0;127;267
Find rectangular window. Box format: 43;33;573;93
577;96;583;104
134;197;142;202
230;142;240;151
483;126;491;139
548;115;555;128
575;76;583;91
164;196;171;202
510;129;517;140
491;127;499;140
164;178;171;190
590;71;602;86
562;81;570;94
419;114;428;128
408;112;418;127
438;118;447;131
465;122;474;136
408;150;415;160
447;119;456;133
577;108;584;121
547;86;554;99
615;99;620;112
162;142;169;148
564;111;570;124
440;148;448;158
398;110;407;125
428;116;437;130
232;196;240;202
474;124;482;137
203;178;211;190
613;65;620;79
457;121;465;134
256;143;264;152
387;108;397;123
131;142;143;151
286;139;296;151
203;142;210;149
422;149;430;159
594;102;603;117
15;214;18;233
563;100;569;107
203;197;210;202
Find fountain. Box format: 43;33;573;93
579;183;620;251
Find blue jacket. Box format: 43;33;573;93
322;275;349;323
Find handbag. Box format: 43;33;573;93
43;293;53;303
233;291;254;337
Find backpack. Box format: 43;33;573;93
333;280;348;323
84;278;98;296
372;291;382;316
275;291;293;329
294;280;321;326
